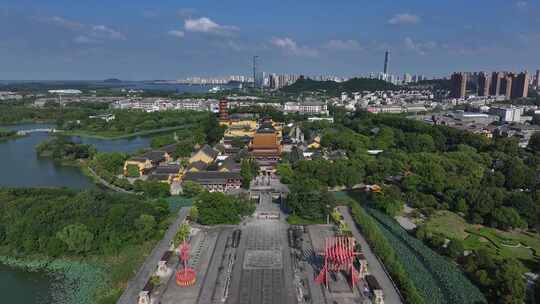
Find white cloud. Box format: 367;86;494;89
404;37;437;55
184;17;237;36
73;35;99;44
47;16;84;30
325;39;362;50
167;30;185;38
516;1;528;8
43;16;125;43
91;25;125;40
388;13;420;25
270;37;318;57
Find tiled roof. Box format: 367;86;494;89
188;161;208;171
141;150;167;162
218;158;240;172
183;171;242;184
154;164;181;174
200;144;219;159
160;143;178;154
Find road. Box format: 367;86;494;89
338;206;403;304
117;207;190;304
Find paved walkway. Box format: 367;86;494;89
227;191;296;304
338;206;403;304
117;207;190;304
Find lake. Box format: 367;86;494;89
0;123;151;188
0;264;55;304
0;123;152;303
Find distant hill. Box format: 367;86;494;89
103;78;122;83
281;77;398;96
413;79;452;90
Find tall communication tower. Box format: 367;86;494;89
383;51;389;75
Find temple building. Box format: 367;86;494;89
249;118;282;171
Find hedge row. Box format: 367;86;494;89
366;207;486;304
349;202;425;304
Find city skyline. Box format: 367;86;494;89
1;0;540;80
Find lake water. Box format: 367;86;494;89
0;264;54;304
0;124;151;188
0;123;152;303
119;82;239;93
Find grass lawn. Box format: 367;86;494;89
286;214;327;225
423;211;469;240
336;190;540;269
424;210;540;267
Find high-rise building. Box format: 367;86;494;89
403;73;412;84
511;72;529;99
535;69;540;89
478;72;491;96
450;72;468;99
383;51;389;75
501;74;513;100
253;56;263;89
490;72;505;96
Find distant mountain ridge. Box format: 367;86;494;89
103;78;122;83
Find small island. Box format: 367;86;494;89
0;129;25;142
36;136;96;163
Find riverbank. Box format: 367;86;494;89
61;124;195;140
0;240;162;304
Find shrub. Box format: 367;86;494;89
365;207;486;304
350;201;425;304
125;164;140;177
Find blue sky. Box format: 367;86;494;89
1;0;539;80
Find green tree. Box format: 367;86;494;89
189;206;199;222
495;259;526;304
446;239;465;258
287;178;335;221
528;132;540;152
194;192;254;225
204;115;226;145
134;180;170;198
125;164;140;177
56;223;94;254
174;223;191;246
174;141;195;158
93;152;128;175
490;207;525;230
135;214;156;240
276;163;294;184
182;181;204;198
240;159;258;189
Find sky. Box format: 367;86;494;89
0;0;539;80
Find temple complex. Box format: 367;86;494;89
249;118;282;172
